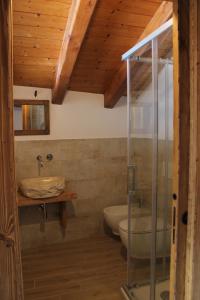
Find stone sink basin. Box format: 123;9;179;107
19;176;65;199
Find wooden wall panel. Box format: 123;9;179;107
172;1;200;299
0;0;24;299
185;0;200;299
170;1;190;299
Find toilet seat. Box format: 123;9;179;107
119;216;170;234
103;205;151;235
119;216;171;259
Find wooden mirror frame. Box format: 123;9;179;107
14;99;50;136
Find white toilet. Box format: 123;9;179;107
103;205;128;235
119;216;171;259
103;204;150;235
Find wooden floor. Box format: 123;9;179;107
22;235;127;300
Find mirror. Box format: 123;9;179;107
14;100;50;136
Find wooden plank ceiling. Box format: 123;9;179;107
13;0;72;88
13;0;163;94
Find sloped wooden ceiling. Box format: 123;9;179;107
13;0;72;87
68;0;163;94
13;0;163;92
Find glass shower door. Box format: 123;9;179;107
127;41;154;299
125;23;173;300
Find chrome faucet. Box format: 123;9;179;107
36;155;44;167
36;154;54;176
36;155;44;175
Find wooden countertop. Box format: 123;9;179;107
17;190;77;207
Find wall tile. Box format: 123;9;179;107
15;138;128;249
16;137;171;249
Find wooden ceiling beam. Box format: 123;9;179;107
104;1;173;108
52;0;98;104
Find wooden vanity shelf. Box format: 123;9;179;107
17;191;77;237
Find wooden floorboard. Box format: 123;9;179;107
22;235;126;300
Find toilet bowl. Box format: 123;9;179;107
103;205;150;235
103;205;128;235
119;216;171;259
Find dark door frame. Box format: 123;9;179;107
170;1;190;299
0;1;24;299
171;1;200;300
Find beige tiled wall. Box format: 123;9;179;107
15;138;172;249
15;138;128;249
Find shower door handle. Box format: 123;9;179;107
128;165;137;195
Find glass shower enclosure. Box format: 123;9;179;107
121;20;173;300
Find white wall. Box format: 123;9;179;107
13;86;127;141
131;64;173;140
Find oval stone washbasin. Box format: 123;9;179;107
19;176;66;199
